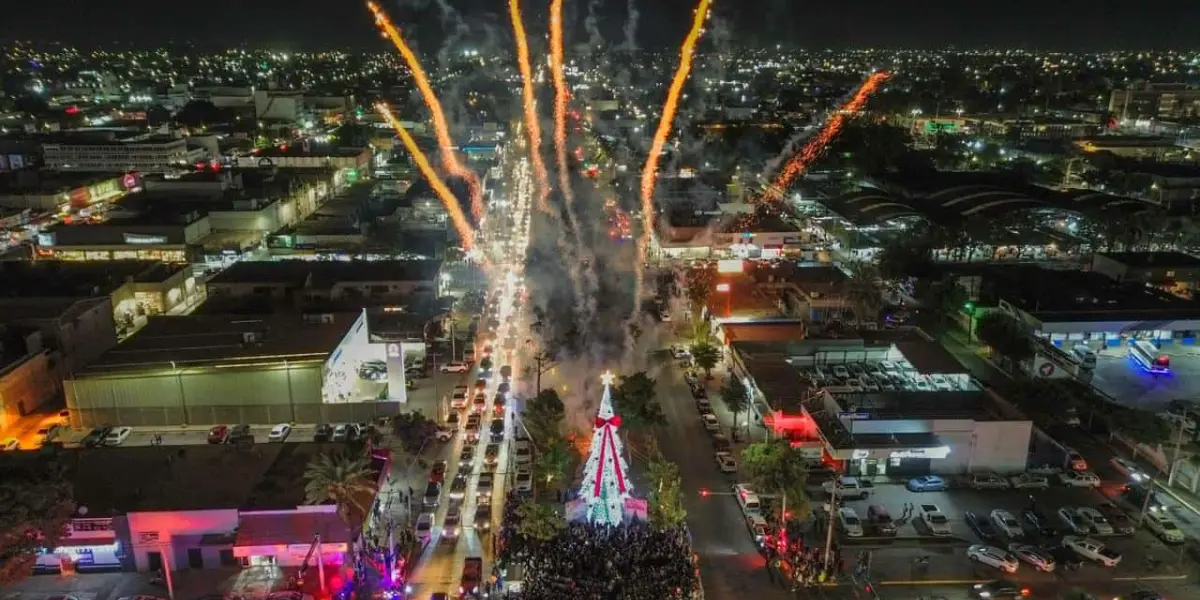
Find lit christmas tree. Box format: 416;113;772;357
579;370;633;526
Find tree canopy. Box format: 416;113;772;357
0;452;76;586
645;453;688;530
514;500;565;543
740;441;811;521
613;371;667;433
689;341;721;376
302;452;377;526
685;265;716;317
391;410;439;453
975;310;1034;361
532;437;572;493
524;388;566;445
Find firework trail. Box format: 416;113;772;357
550;0;573;207
630;0;710;335
376;103;476;249
367;1;485;221
508;0;552;211
761;71;890;202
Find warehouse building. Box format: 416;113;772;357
64;310;403;427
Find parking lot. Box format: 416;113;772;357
795;359;979;394
817;476;1189;586
1088;343;1200;410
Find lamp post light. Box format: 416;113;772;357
715;282;732;318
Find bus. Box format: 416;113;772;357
1130;340;1170;373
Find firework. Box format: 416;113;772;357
508;0;552;211
762;71;890;201
550;0;572;204
376;103;476;250
632;0;710;326
367;1;485;221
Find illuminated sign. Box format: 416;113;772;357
851;449;869;460
123;233;168;245
386;344;402;358
716;259;744;274
889;446;952;460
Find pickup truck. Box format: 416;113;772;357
459;556;483;597
1062;535;1122;567
920;503;952;536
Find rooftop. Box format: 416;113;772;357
254;144;368;159
0;170;127;195
1097;251;1200;269
980;265;1200;322
208;260;443;287
829;390;997;420
720;322;807;344
65;442;350;515
77;313;357;375
0;260;183;298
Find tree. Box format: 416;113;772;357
915;275;969;325
613;371;667;434
514;500;565;543
645;453;688;530
875;236;936;282
0;453;76;586
720;376;750;435
689;341;721;377
303;452;377;526
532;437;572;493
740;441;811;522
841;262;883;324
974;310;1034;361
173;100;225;128
524;388;566;445
391;410;439;453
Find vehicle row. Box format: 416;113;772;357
903;470;1101;493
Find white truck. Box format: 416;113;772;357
921;503;952;536
1062;536;1122;567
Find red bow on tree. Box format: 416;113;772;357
595;415;622;428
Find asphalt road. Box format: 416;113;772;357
653;339;792;600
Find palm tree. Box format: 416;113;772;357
842;262;882;324
303;452;377;526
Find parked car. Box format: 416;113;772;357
103;426;133;446
441;362;470;373
906;475;947;492
312;424;333;442
715;452;737;473
1021;509;1057;537
969;472;1010;490
921;504;952;536
415;513;434;544
1075;507;1114;536
866;505;896;536
824;476;871;499
838;507;864;537
268;424;292;442
990;510;1024;539
1062;536;1122;567
1058;507;1089;535
1048;545;1083;571
1059;471;1101;487
966;545;1019;574
965;511;999;541
1110;456;1149;482
1143;512;1186;544
1008;473;1050;490
1007;544;1056;572
1094;502;1134;535
701;413;720;433
207;425;229;444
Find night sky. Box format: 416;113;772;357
1;0;1197;50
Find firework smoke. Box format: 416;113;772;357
630;0;711;355
584;0;605;49
622;0;640;51
508;0;552;212
368;1;485;221
376;103;476;249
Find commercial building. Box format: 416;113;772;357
731;329;1032;476
64;311;407;428
0;170;137;211
0;327;60;436
35;202;212;263
34;443;370;574
654;212;824;262
1109;84;1200;121
234;144;371;180
43;135;204;174
206;260;443;306
1092;251;1200;296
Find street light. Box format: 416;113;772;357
715;283;732;317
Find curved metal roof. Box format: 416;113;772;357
823;192;921;225
1060;191;1152;215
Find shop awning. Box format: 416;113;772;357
235;512;352;548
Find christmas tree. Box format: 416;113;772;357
579;371;633;526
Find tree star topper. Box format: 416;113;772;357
600;370;616;387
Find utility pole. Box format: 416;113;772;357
1167;416;1188;486
822;490;840;571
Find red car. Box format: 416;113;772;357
207;425;229;444
430;460;448;484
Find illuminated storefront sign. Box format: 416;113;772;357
123;233;169;244
889;446;952;460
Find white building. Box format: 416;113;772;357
43;135;204;173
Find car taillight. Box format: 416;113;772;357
1020;589;1030;597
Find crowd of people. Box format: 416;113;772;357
500;499;699;600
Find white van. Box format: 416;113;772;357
103;426;133;446
733;483;761;515
1072;344;1097;369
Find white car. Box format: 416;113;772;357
103;426;133;446
970;472;1010;490
921;504;952;536
832;365;850;379
1008;543;1056;572
434;426;455;442
1062;536;1122;567
1058;507;1089;535
514;471;533;493
701;413;720;433
1059;471;1101;487
715;452;737;473
990;510;1023;538
838;507;864;537
1109;457;1148;482
966;545;1019;573
1075;507;1114;536
441;362;470;373
1008;473;1050;490
745;513;769;545
1143;512;1185;544
267;424;291;442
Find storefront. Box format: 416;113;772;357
233;510;351;568
829;444;953;478
35;517;126;574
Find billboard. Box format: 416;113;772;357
716;259;744;274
